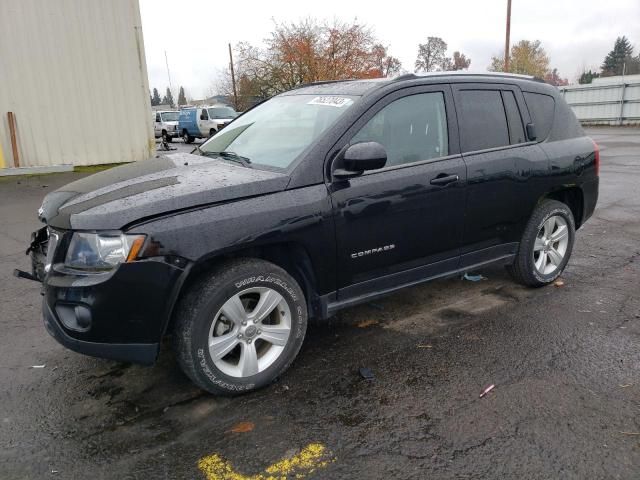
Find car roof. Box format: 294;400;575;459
283;72;549;97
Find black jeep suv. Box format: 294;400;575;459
24;73;599;394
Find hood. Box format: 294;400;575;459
41;153;289;230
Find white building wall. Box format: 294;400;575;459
0;0;154;169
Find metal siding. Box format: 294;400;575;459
0;0;154;168
560;79;640;125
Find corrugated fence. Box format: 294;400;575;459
0;0;154;170
559;75;640;125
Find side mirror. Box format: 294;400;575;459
526;123;537;141
200;114;206;120
334;142;387;179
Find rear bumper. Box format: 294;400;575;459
581;177;599;226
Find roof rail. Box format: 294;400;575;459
290;79;353;90
393;73;418;81
391;71;545;83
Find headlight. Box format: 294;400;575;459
64;232;146;271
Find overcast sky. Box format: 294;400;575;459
140;0;639;99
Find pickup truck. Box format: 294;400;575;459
22;73;599;395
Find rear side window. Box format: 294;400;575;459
351;92;448;167
501;91;526;144
457;90;509;152
523;92;555;141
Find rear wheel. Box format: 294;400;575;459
173;259;307;395
182;130;194;143
209;128;216;137
507;199;575;287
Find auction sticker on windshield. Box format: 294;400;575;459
307;96;354;107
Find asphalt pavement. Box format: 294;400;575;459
1;129;639;479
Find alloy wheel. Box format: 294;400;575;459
533;215;569;275
207;287;291;378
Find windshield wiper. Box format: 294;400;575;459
201;150;252;167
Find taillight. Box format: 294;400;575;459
591;138;600;176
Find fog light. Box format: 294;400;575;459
55;303;92;332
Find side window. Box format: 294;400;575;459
351;92;448;168
523;92;555;141
457;90;509;152
200;109;209;120
501;91;526;144
155;113;161;122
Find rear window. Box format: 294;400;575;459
457;90;509;152
523;92;555;141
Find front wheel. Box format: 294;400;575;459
162;131;173;143
173;259;307;395
507;199;575;287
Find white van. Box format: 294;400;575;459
153;111;180;142
178;105;238;143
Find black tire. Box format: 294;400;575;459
209;128;216;137
182;131;194;144
507;199;575;287
173;258;307;395
161;131;173;143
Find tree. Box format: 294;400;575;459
178;86;187;106
151;88;161;106
490;40;549;77
371;44;402;77
214;19;403;108
601;36;636;76
544;68;568;86
450;51;471;71
415;37;448;72
162;87;174;107
578;69;600;84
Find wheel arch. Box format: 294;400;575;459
539;186;585;228
164;242;320;335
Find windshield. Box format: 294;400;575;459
160;112;179;121
208;107;238;119
200;95;357;169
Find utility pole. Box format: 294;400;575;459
229;43;238;111
504;0;512;72
164;50;173;106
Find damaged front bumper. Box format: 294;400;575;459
20;226;189;365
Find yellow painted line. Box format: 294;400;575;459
198;443;333;480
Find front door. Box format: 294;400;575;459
329;86;467;298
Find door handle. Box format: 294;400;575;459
430;174;459;186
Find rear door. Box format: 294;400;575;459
329;85;467;296
452;83;547;267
